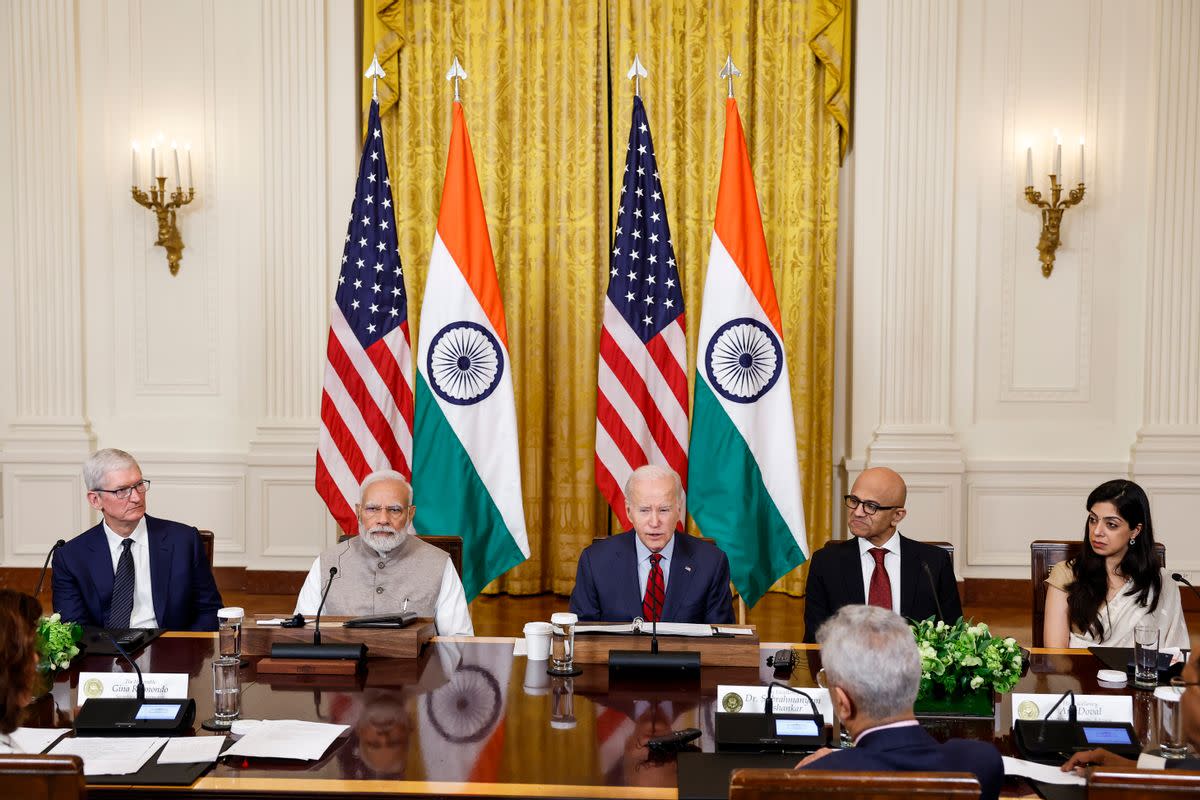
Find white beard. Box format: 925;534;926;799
362;523;410;556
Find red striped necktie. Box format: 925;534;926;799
642;553;665;622
867;547;892;610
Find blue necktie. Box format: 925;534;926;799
106;538;135;628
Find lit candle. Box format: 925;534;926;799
1025;146;1033;187
1078;137;1085;185
172;141;181;188
185;143;193;188
131;141;139;187
150;144;156;181
1053;129;1062;177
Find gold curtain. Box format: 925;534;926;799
366;0;848;599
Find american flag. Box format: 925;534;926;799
316;99;414;536
595;96;688;529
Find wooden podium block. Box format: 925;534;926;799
572;624;760;667
242;615;435;660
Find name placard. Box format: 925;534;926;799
77;672;189;706
717;684;832;719
1010;693;1133;724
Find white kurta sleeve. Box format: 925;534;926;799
1157;571;1191;650
294;557;325;616
434;559;474;636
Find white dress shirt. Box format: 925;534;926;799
635;534;676;607
858;532;901;614
294;552;474;636
103;517;158;629
854;718;920;744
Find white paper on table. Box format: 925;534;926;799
713;626;754;636
221;720;349;761
1002;756;1087;786
717;685;832;720
157;736;226;764
9;727;70;754
512;638;527;656
48;736;166;776
574;621;714;636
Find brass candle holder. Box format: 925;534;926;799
1023;175;1085;278
132;176;195;275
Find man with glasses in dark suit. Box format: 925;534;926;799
52;448;223;631
802;466;962;643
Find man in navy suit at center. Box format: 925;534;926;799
52;448;223;631
569;465;733;624
798;605;1002;800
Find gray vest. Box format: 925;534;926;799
318;533;448;617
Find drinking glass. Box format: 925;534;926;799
217;607;244;661
1134;625;1159;688
211;656;241;726
548;612;578;675
1157;683;1189;758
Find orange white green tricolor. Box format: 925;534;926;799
413;102;529;600
687;98;808;607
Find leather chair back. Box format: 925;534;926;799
729;769;981;799
0;754;86;800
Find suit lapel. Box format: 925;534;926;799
84;525;114;619
616;533;642;621
898;534;921;619
841;539;866;605
659;534;695;621
146;516;173;626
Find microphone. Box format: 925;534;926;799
763;681;820;717
921;560;946;622
1172;572;1200;604
104;631;146;701
34;539;66;598
313;566;337;645
1037;689;1076;741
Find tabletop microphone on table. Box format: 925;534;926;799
106;631;146;701
1036;689;1077;742
34;539;65;598
313;566;337;645
921;560;946;622
1172;573;1200;605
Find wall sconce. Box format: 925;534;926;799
1023;131;1085;278
131;136;195;275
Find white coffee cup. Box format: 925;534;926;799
524;621;553;661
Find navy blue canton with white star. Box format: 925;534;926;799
607;96;683;343
335;100;406;349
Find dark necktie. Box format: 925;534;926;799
106;538;135;628
642;553;665;622
867;547;892;610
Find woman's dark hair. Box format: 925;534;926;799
0;590;42;734
1068;479;1161;640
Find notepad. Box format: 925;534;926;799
157;736;226;764
221;720;348;761
48;736;166;776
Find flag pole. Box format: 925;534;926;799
445;56;467;102
365;53;385;102
627;53;647;98
719;55;741;100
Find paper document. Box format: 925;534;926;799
222;719;349;761
48;736;166;776
10;727;70;754
713;626;754;636
157;736;226;764
1002;756;1087;786
575;621;714;636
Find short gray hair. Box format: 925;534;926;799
817;605;920;720
359;470;412;503
83;449;140;491
624;464;682;504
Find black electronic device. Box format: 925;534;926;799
921;559;947;622
645;727;702;754
74;633;196;736
1012;688;1141;763
609;614;701;679
279;613;306;628
267;567;364;662
342;610;418;628
766;648;795;675
81;627;159;656
34;539;65;597
715;682;826;752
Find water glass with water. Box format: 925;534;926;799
1134;625;1159;688
548;612;578;675
1158;683;1189;758
212;656;241;725
217;607;244;661
550;676;576;729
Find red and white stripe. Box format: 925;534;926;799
316;306;414;536
595;298;689;529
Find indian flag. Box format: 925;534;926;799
414;100;529;599
688;97;808;607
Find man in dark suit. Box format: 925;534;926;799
802;466;962;643
569;465;733;624
798;605;1003;800
52;448;223;631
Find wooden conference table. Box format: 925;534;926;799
22;632;1166;799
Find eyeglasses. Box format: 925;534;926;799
816;668;830;689
844;494;899;516
93;480;151;499
362;503;412;516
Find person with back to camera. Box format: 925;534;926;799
1042;478;1189;649
0;590;44;753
